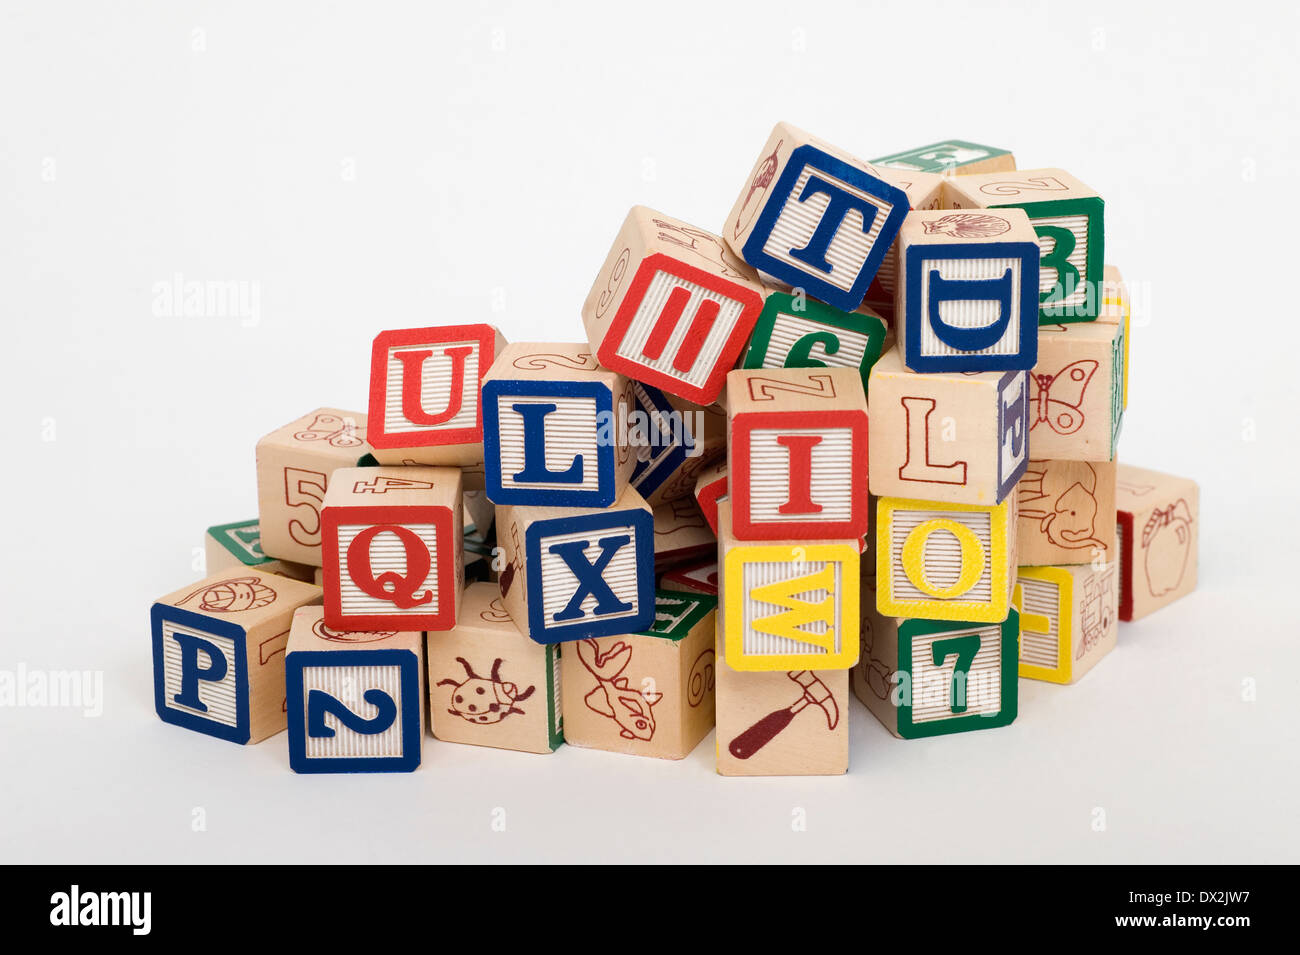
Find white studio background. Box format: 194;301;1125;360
2;0;1296;863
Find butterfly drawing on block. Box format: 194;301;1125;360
294;412;365;449
1030;360;1098;435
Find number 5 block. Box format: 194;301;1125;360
1015;560;1118;684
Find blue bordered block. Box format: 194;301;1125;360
496;488;656;644
724;122;909;313
481;343;634;508
627;380;693;503
284;607;424;773
898;209;1041;373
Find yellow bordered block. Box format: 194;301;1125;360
719;502;859;672
1015;561;1118;684
875;496;1016;623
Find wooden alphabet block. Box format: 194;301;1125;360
726;367;870;540
626;382;727;508
150;569;321;744
480;342;635;508
1016;559;1118;683
862;168;946;319
255;408;373;566
855;578;1018;738
740;289;888;394
872;140;1017;177
496;486;655;644
1030;318;1124;460
561;590;717;759
897;207;1041;372
653;497;716;570
427;581;562;754
320;466;464;632
204;519;314;582
693;461;727;535
581;206;765;405
868;346;1029;505
944;168;1105;323
1115;463;1199;622
1098;264;1131;408
660;558;719;596
1017;459;1116;566
284;606;424;773
875;495;1018;623
724;121;910;312
718;501;860;672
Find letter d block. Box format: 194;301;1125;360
1016;560;1118;684
898;208;1040;372
876;496;1017;623
581;206;765;405
727;367;869;541
284;607;424;773
151;569;322;744
320;466;463;632
481;342;635;507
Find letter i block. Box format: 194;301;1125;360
875;495;1017;623
897;208;1041;372
204;519;314;582
151;569;322;744
284;607;424;773
496;486;655;644
255;408;374;566
366;324;506;467
943;169;1104;323
1030;318;1125;461
581;206;765;405
320;466;464;632
868;346;1029;506
727;367;869;540
428;582;562;754
718;501;860;672
1115;463;1199;622
855;579;1018;738
481;342;635;507
1015;560;1118;683
560;591;718;760
871;139;1017;176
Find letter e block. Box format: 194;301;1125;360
1115;464;1199;622
1016;560;1118;683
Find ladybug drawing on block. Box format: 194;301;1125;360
438;657;535;725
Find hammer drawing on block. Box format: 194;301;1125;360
727;670;839;760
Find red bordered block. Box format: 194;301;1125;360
367;324;507;467
726;367;869;541
581;206;765;405
693;461;727;535
321;466;464;632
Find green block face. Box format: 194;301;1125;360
993;196;1104;323
895;612;1019;739
640;590;717;643
206;519;272;567
871;140;1012;174
545;644;563;750
742;292;887;395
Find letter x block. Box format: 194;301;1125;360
944;168;1104;323
1115;463;1199;622
724;122;910;312
151;569;322;744
367;323;506;466
875;495;1018;623
284;606;424;773
496;486;655;644
727;367;869;541
741;289;888;394
481;342;635;508
868;346;1029;506
718;501;860;672
320;466;464;632
1030;319;1125;461
581;206;765;405
897;207;1040;372
1015;560;1118;684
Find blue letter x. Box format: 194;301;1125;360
549;535;633;621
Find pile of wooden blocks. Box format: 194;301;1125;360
151;123;1199;775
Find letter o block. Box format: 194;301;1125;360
320;466;463;632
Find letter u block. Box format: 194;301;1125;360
284;607;424;773
151;569;322;744
727;367;869;541
1115;463;1199;622
481;342;635;507
1015;560;1118;684
897;208;1040;372
868;346;1029;506
366;324;506;466
875;495;1017;623
724;122;910;312
496;486;655;644
718;501;860;672
581;206;765;405
320;466;463;632
740;290;888;394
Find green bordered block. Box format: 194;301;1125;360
741;292;887;396
206;519;271;567
871;140;1014;175
641;589;718;642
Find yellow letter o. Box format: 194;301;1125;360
900;518;985;599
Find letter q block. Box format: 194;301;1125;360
320;466;464;632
